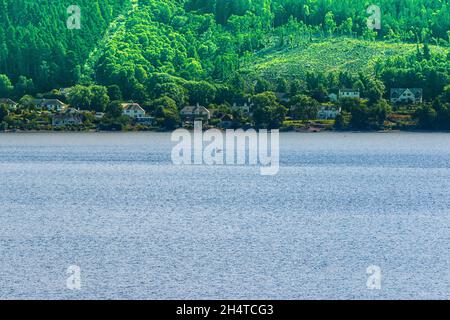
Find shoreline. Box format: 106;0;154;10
1;129;450;134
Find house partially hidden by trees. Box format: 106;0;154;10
136;116;156;126
121;103;146;118
180;103;211;125
231;102;252;115
52;113;83;127
218;114;234;129
34;99;67;112
339;89;360;100
0;98;18;110
317;105;342;120
390;88;423;104
328;93;338;102
275;92;290;103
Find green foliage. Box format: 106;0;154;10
379;46;450;101
68;85;93;110
252;91;287;129
349;103;370;130
1;0;449;132
414;104;438;130
333;113;346;130
0;0;130;91
105;100;123;118
442;85;450;104
184;81;216;105
107;85;123;101
290;94;319;120
0;74;13;97
0;104;8;122
68;85;110;111
13;76;35;98
2;0;449;103
19;95;35;109
90;85;110;112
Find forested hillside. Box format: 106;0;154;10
0;0;130;91
0;0;449;132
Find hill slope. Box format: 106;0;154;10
0;0;449;99
0;0;131;90
240;38;428;79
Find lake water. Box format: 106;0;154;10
0;132;448;299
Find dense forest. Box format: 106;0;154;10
0;0;130;91
0;0;449;130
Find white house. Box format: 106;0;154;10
52;114;83;126
390;88;423;104
34;99;68;112
339;89;360;100
317;105;342;120
121;103;146;118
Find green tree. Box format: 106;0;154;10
370;99;391;129
255;79;271;94
107;85;122;101
0;104;8;122
334;113;346;130
0;74;13;97
441;85;450;103
90;85;110;112
144;96;177;114
13;76;34;98
290;94;320;120
339;18;353;36
252;92;287;129
414;104;437;130
19;95;35;109
105;101;123;119
365;79;385;104
185;81;216;105
324;12;337;36
350;104;370;130
68;85;92;110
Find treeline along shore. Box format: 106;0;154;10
0;1;449;132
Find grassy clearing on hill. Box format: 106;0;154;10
240;38;449;79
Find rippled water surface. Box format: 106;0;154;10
0;132;449;299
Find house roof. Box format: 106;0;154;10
34;99;67;106
275;92;290;101
232;102;251;108
0;98;18;105
390;88;423;99
121;103;145;112
181;104;210;114
339;89;360;93
220;114;233;122
319;105;340;111
53;114;82;120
